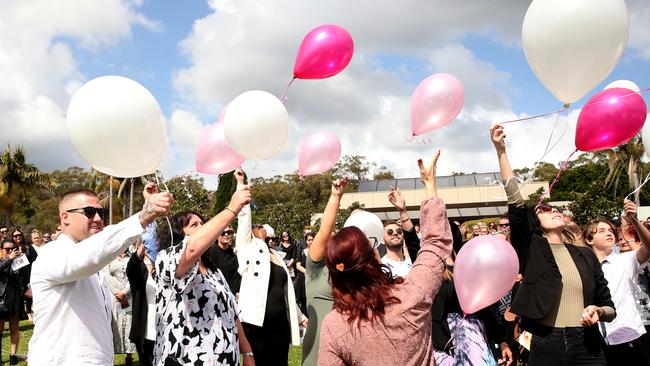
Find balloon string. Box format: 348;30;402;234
625;172;650;202
154;170;174;246
538;148;579;205
499;87;650;125
405;134;432;144
280;76;297;103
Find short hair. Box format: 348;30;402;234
499;213;509;220
32;229;41;235
59;189;99;212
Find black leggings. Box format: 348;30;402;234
136;339;155;366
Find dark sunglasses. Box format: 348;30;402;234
252;224;264;229
0;230;7;234
12;234;22;238
386;228;403;236
535;204;562;214
498;223;510;228
66;206;109;221
221;230;234;236
2;247;14;251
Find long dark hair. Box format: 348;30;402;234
327;227;403;325
157;210;220;272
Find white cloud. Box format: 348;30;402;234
0;0;160;171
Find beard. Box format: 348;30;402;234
385;240;403;250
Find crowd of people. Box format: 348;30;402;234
0;126;648;365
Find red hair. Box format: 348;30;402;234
327;227;403;325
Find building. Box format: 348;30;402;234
339;172;549;223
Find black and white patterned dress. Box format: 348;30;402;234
154;239;240;366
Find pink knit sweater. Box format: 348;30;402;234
318;197;452;366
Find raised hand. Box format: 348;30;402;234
235;168;246;185
624;199;638;221
490;124;506;152
142;182;159;202
418;149;441;198
388;186;406;211
332;178;348;197
230;186;252;212
139;191;174;227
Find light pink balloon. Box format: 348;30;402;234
454;235;519;314
195;122;245;175
298;130;341;177
575;88;647;152
293;24;354;80
410;73;464;136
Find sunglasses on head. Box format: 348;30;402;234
386;228;403;236
66;206;109;221
221;230;234;236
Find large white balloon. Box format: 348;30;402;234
66;76;166;177
605;79;640;93
522;0;629;104
223;90;288;160
344;210;384;247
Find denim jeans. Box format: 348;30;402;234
529;327;606;366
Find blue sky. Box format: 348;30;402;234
1;0;649;182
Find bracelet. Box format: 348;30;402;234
242;351;254;357
224;207;237;216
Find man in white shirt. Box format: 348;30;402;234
379;186;416;278
587;199;650;365
28;184;172;365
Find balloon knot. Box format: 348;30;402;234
562;103;570;109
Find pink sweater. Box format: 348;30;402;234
318;198;452;366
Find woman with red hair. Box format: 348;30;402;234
318;150;452;365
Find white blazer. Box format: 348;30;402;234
235;198;301;346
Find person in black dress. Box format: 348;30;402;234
0;239;28;365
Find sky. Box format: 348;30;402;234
2;0;650;188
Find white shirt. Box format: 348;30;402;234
382;255;413;278
144;273;157;341
28;215;144;365
599;250;648;345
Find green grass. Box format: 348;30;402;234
0;321;303;365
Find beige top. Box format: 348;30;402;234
539;244;584;327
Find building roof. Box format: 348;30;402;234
357;172;503;192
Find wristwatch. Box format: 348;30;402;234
243;351;254;357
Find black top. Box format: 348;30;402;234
126;253;150;343
213;245;241;294
263;262;290;339
508;203;615;334
278;242;296;270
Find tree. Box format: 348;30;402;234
569;181;621;225
335;155;375;190
211;172;237;217
165;174;213;215
0;145;56;225
373;166;395;180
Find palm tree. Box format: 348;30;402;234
90;169;121;225
0;145;56;225
598;137;645;205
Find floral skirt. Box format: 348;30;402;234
434;313;497;366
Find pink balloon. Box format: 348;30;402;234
293;24;354;80
454;235;519;314
195;122;245;175
410;73;464;136
298;130;341;177
575;88;647;152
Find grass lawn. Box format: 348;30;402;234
0;321;302;365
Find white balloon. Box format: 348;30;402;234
522;0;629;104
605;79;640;93
344;210;384;247
66;76;166;178
223;90;288;160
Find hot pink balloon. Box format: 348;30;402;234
410;73;464;136
298;130;341;177
195;122;245;175
575;88;647;152
454;235;519;314
293;24;354;80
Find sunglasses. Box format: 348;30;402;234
12;234;22;238
221;230;234;236
535;204;562;214
2;248;14;251
0;230;7;234
252;224;264;229
66;206;109;221
498;223;510;228
386;228;403;236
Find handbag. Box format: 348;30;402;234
0;292;8;313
